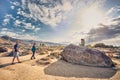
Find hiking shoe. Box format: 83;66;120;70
18;62;21;63
11;63;15;65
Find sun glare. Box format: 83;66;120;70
80;6;104;31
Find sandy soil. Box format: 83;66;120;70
0;54;120;80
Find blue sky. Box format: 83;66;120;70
0;0;120;45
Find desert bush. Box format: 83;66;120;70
93;43;115;48
50;51;60;58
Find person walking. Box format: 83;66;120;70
12;40;21;64
31;43;36;60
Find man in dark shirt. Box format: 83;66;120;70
12;40;21;64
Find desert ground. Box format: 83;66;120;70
0;52;120;80
0;36;120;80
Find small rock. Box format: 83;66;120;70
36;57;51;65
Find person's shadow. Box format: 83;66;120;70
0;59;31;68
0;63;12;68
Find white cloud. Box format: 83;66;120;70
17;9;25;15
22;29;25;32
62;0;72;11
20;0;73;28
5;14;12;18
3;14;15;25
14;20;21;26
91;37;120;46
22;22;35;30
86;14;120;45
0;31;18;37
3;18;10;25
106;7;115;16
10;1;20;6
17;34;38;40
11;6;15;9
17;8;32;18
35;28;41;32
21;0;26;7
106;6;120;17
1;28;8;31
14;19;37;30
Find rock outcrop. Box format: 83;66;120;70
0;47;8;53
61;44;114;67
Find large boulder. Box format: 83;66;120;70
61;44;114;67
0;47;8;53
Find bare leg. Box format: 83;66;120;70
12;57;15;64
17;57;20;62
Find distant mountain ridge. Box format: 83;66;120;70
0;35;64;46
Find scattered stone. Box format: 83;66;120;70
37;60;50;65
50;52;60;58
7;51;14;56
113;53;120;59
36;57;51;65
39;51;46;55
47;55;55;59
20;50;32;56
41;57;50;61
37;47;48;55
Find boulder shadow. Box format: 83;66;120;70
44;60;117;78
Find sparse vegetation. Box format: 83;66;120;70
93;43;118;48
